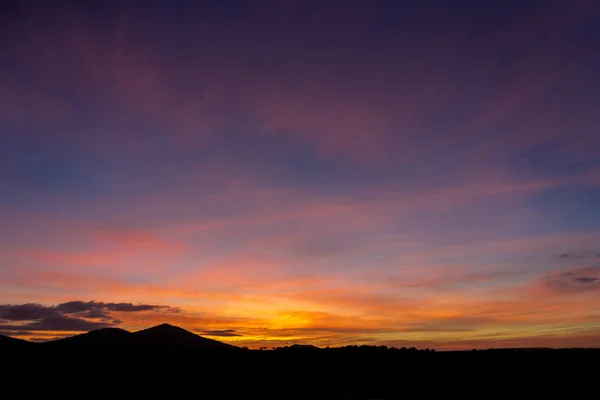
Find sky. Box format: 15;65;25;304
1;0;600;349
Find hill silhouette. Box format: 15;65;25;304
131;323;236;349
43;327;133;347
0;334;32;349
1;323;236;351
2;323;598;398
3;324;600;356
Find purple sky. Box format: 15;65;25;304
1;0;600;348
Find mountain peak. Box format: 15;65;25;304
132;323;236;349
138;323;193;334
154;323;179;329
43;326;132;347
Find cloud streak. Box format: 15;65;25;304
199;329;242;337
543;267;600;293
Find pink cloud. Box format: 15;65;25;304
255;83;393;161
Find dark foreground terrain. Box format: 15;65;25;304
2;324;598;398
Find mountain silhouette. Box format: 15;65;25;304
3;326;598;398
43;327;133;347
131;323;236;349
1;324;236;351
0;334;33;349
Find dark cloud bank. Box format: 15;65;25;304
0;301;178;337
197;329;242;337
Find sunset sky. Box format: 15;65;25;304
1;0;600;349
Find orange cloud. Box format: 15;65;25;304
3;260;600;349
